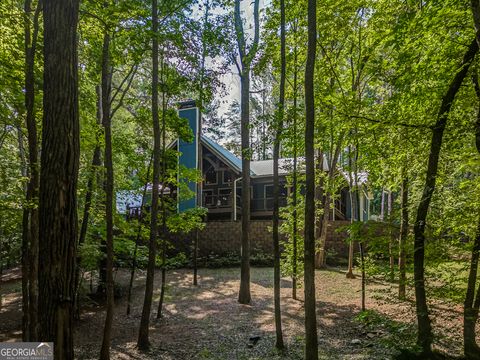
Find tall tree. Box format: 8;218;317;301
137;0;160;350
291;40;299;300
193;0;210;287
398;171;408;300
304;0;318;357
126;155;152;315
156;75;167;319
100;29;114;360
412;37;478;355
75;85;103;319
38;0;80;358
22;0;41;341
234;0;260;305
271;0;286;349
462;68;480;358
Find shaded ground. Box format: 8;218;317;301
0;267;476;359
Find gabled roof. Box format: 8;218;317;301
249;156;332;177
201;136;243;174
167;136;244;174
169;136;367;183
251;158;301;177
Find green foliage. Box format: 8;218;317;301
196;250;273;268
79;238;102;272
156;252;190;270
1;3;480;356
168;207;207;234
250;249;274;267
199;252;240;268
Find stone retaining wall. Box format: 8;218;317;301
169;220;352;261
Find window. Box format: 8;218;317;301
218;188;232;207
203;190;214;207
236;186;253;199
223;170;233;184
264;184;288;210
203;159;217;185
265;185;273;198
265;184;287;198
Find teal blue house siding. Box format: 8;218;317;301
178;105;199;212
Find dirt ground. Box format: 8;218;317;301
0;267;476;359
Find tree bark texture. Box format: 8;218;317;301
38;1;80;358
23;0;41;341
138;0;160;349
304;0;319;357
271;0;285;349
291;52;298;300
100;31;114;360
462;67;480;359
234;0;260;305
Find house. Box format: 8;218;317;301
130;100;370;223
120;100;372;262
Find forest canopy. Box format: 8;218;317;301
0;0;480;359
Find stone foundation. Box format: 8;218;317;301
168;220;351;262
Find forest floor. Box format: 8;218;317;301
0;266;474;359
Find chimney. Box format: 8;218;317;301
177;100;200;212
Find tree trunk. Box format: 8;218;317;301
100;30;114;360
388;191;395;282
413;37;478;355
238;69;252;304
75;85;102;319
304;0;318;357
346;150;356;280
355;190;366;312
193;230;199;286
18;120;30;342
194;0;210;286
127;154;153;316
78;85;102;249
359;241;366;312
463;67;480;359
38;0;80;358
380;189;385;221
137;0;160;349
398;175;409;300
234;0;259;305
23;0;41;341
314;149;324;268
156;90;168;319
316;132;345;268
463;218;480;359
291;47;298;300
316;196;329;269
271;0;286;349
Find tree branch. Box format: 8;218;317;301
234;0;246;64
342;113;433;130
110;65;138;118
110;63;137;106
